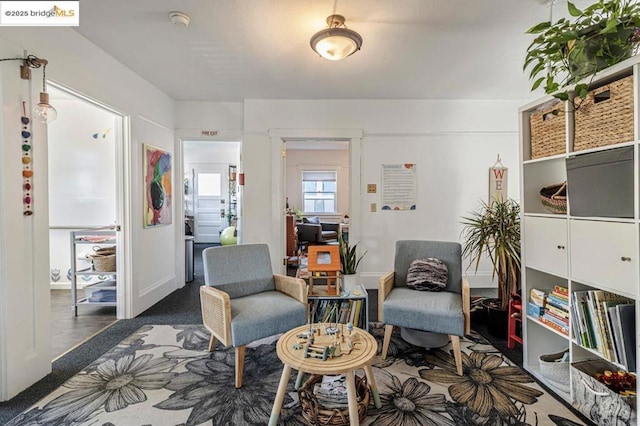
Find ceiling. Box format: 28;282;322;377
73;0;579;103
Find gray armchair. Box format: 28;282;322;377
378;240;470;375
200;243;307;388
296;221;340;244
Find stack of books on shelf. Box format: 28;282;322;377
571;289;636;370
527;285;570;336
309;299;365;328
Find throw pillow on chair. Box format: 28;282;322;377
406;258;448;291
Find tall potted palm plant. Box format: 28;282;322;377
461;198;521;337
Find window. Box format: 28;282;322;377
302;170;337;213
197;173;221;196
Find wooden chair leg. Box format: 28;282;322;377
235;345;246;388
207;335;217;352
450;335;463;375
382;324;394;359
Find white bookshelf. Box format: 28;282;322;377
519;55;640;425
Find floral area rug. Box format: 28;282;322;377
8;324;588;426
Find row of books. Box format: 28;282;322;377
309;299;365;329
571;289;636;371
529;285;570;337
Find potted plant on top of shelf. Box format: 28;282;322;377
339;233;367;292
461;198;521;338
524;0;640;102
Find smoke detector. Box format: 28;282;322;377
169;11;190;27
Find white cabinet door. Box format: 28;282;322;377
570;220;637;297
524;216;568;276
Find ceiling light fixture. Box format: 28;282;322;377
310;14;362;61
169;11;191;27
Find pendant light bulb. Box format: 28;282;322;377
33;92;57;124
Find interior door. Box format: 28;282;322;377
193;164;227;243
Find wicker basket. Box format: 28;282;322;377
539;348;570;393
298;374;370;426
89;246;116;272
530;101;566;159
575;75;634;151
93;245;116;256
539;182;567;214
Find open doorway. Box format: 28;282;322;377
183;140;241;281
47;85;125;360
283;140;350;277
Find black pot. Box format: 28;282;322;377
482;298;509;340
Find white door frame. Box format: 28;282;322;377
174;135;242;289
269;129;363;275
47;82;133;320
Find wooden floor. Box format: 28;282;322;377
50;289;116;360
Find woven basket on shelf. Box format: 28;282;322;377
298;374;370;426
575;75;634;151
88;245;116;272
539;182;567;214
93;245;116;256
530;101;566;159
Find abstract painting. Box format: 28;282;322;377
143;144;172;227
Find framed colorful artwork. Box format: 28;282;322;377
143;144;172;227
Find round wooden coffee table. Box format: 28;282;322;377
268;323;381;426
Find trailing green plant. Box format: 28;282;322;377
525;1;640;102
461;198;521;311
339;233;367;275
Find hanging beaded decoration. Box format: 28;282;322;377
21;101;33;216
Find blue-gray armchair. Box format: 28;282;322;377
200;243;307;388
378;240;470;375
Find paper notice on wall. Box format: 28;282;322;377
381;164;417;211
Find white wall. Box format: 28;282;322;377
286;149;349;221
176;102;243;132
0;27;176;399
131;118;176;314
360;133;519;287
242;99;525;288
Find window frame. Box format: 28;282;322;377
300;169;338;215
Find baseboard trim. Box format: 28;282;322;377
138;274;176;298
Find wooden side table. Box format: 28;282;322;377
268;323;382;426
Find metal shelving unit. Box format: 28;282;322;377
70;229;117;316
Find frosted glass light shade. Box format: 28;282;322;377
310;15;362;61
33;92;57;124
